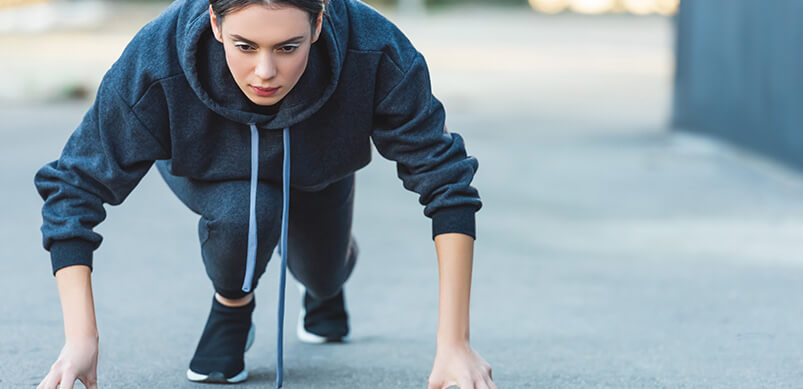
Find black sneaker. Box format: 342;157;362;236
296;283;350;343
186;295;256;383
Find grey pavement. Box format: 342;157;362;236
2;5;803;389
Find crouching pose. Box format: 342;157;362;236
34;0;494;387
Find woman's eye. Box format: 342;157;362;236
278;45;298;53
235;44;255;52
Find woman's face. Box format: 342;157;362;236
210;4;322;106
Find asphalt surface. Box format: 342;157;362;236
2;5;803;389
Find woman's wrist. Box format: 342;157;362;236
65;334;99;346
436;317;470;347
65;329;99;341
436;335;470;349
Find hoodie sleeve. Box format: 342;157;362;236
371;52;482;240
34;74;171;275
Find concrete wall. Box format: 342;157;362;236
673;1;803;167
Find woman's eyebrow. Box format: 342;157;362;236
229;34;306;47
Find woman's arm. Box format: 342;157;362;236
429;233;496;389
434;233;472;346
56;265;98;341
37;265;100;389
362;17;487;386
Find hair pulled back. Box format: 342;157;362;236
209;0;328;28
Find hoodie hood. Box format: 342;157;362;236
177;0;348;128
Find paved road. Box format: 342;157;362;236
2;5;803;389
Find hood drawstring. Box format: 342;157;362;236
242;124;291;388
241;124;260;293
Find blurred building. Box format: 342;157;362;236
673;1;803;168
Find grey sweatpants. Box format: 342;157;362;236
155;160;358;300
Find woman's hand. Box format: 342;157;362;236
37;335;99;389
428;341;496;389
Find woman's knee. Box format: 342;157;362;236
200;215;278;294
291;236;358;300
198;182;283;291
303;279;345;301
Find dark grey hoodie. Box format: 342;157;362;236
34;0;481;383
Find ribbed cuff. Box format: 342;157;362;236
431;206;477;240
50;239;95;276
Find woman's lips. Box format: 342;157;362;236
251;85;279;97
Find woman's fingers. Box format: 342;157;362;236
435;378;493;389
475;376;492;389
485;366;496;389
38;371;60;389
81;376;100;389
458;378;474;389
430;378;457;389
489;376;499;389
483;374;497;389
36;369;88;389
35;373;48;389
60;373;79;389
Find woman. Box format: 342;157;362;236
34;0;494;387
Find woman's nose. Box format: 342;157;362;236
255;54;277;80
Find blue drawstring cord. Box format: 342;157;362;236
241;124;290;388
241;124;260;293
276;127;290;388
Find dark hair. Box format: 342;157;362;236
209;0;328;28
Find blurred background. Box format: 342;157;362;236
2;0;802;387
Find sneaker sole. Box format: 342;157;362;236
186;368;249;384
186;323;255;383
296;283;349;344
